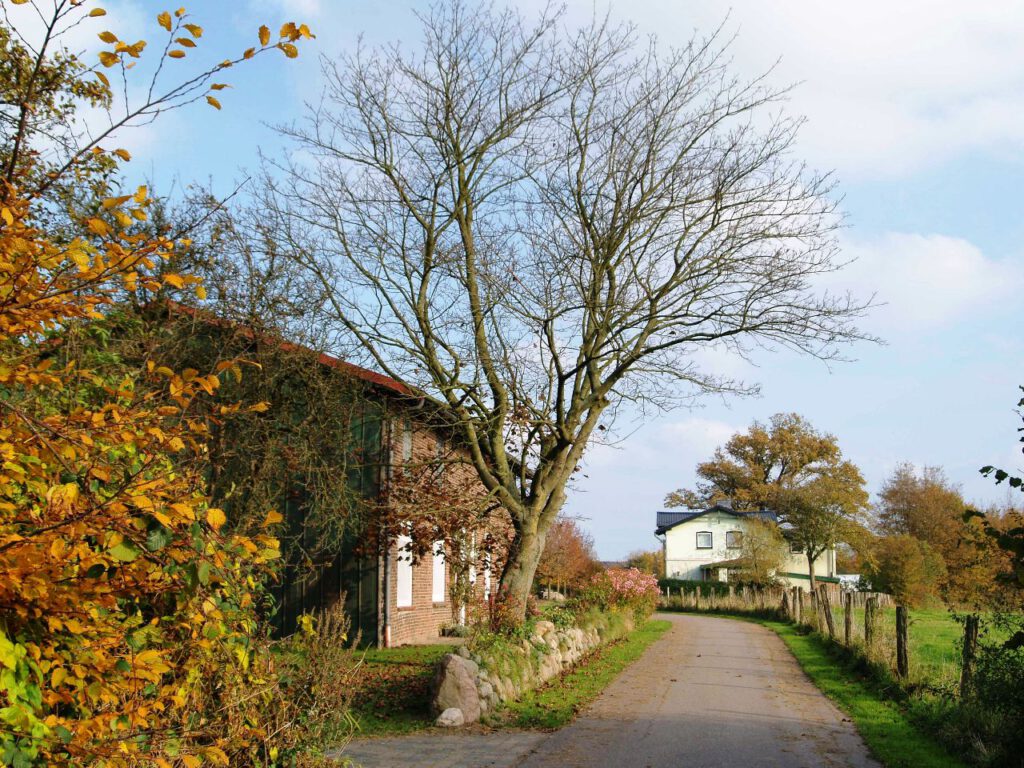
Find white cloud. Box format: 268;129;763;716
827;232;1020;332
509;0;1024;178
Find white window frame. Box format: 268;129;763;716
396;533;413;607
432;540;446;603
790;540;803;554
726;530;742;549
696;531;713;550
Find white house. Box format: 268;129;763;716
655;501;838;588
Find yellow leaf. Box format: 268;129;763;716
263;510;283;526
299;23;314;39
195;284;207;299
163;273;185;288
168;49;186;59
205;95;221;110
89;7;107;16
175;37;196;47
98;51;119;67
175;6;186;17
157;11;172;31
113;148;131;161
243;47;255;59
210;83;230;90
1;208;12;226
95;70;110;87
86;218;109;236
258;25;270;46
206;508;226;530
98;31;118;43
133;184;148;203
249;401;270;413
184;23;203;37
280;42;298;58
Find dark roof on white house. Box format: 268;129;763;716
655;502;778;535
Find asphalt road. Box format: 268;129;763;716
516;613;881;768
336;613;881;768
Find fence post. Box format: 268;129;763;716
818;586;836;638
793;587;802;624
780;589;791;620
843;591;853;647
810;589;822;632
960;614;980;697
895;605;909;678
864;596;877;655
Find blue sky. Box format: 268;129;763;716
46;1;1024;558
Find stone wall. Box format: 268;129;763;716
430;609;635;726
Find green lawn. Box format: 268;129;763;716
492;619;672;729
349;644;452;736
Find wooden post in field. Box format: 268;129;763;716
818;586;836;638
960;614;980;697
810;589;822;632
864;596;877;654
895;605;909;678
844;591;853;647
793;587;802;624
780;589;791;620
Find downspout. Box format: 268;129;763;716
655;531;666;577
381;417;395;648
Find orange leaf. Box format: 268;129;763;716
98;31;118;43
280;42;298;59
168;49;186;59
205;95;221;110
258;25;270;46
98;51;119;67
89;7;107;16
157;11;172;31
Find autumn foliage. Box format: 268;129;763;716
0;3;314;766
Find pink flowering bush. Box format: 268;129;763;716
578;567;661;620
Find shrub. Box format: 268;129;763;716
577;568;660;620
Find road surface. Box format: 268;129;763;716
335;613;881;768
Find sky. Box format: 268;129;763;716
38;0;1024;558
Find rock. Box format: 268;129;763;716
534;620;556;636
463;658;479;677
432;654;482;723
457;645;472;659
435;707;465;727
478;681;494;699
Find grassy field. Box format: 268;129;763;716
829;606;965;688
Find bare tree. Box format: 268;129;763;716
257;1;871;619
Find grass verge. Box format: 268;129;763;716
492;619;672;729
349;644;451;737
719;614;967;768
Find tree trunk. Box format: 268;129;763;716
960;614;979;698
498;526;546;621
806;552;818;593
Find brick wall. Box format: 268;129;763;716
381;414;509;646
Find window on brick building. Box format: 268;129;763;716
396;532;413;607
432;540;446;603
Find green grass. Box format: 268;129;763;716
349;644;452;737
492;619;672;729
745;617;968;768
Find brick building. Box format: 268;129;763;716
147;301;505;647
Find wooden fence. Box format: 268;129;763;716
660;584;977;696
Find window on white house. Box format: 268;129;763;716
396;533;413;607
696;531;713;549
726;530;742;549
432;540;446;603
790;541;803;554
